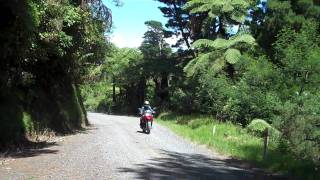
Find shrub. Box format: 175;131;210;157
196;63;282;126
275;96;320;165
22;112;34;135
97;98;112;113
157;112;178;120
170;88;198;113
188;118;212;129
80;82;113;112
272;23;320;165
246;119;280;139
0;89;24;145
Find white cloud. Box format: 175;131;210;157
165;35;179;46
111;33;188;50
165;34;188;50
110;33;143;48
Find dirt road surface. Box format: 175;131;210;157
0;113;282;180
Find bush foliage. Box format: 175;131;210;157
246;119;280;139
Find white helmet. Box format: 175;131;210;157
144;100;150;105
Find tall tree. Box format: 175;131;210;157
140;21;173;106
273;21;320;164
0;0;116;144
140;20;170;57
248;0;320;57
184;0;255;78
106;47;143;104
157;0;192;49
184;0;254;39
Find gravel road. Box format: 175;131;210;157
0;113;282;180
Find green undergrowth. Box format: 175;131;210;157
1;82;87;147
157;112;318;179
80;82;114;113
22;112;34;135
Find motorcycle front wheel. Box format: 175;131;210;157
145;121;152;134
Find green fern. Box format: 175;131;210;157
184;57;198;77
184;0;255;77
184;53;212;77
192;39;216;49
211;57;225;72
224;48;241;64
185;0;252;23
185;34;255;76
192;34;255;50
213;34;256;49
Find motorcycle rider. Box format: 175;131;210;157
141;100;152;112
140;100;154;127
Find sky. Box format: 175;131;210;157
103;0;169;48
103;0;266;48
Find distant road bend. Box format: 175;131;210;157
0;113;283;179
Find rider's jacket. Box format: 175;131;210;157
141;105;152;112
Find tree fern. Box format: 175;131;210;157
184;0;252;23
213;34;256;49
192;39;216;49
224;48;241;64
184;0;255;77
192;34;255;50
185;33;255;76
184;52;211;77
184;57;198;77
211;57;225;72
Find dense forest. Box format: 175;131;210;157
82;0;320;175
0;0;319;177
0;0;118;145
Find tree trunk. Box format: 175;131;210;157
112;75;116;103
75;83;89;126
153;74;169;107
154;77;160;102
226;63;235;79
218;17;226;38
172;2;195;57
138;77;146;105
173;3;191;49
160;73;169;104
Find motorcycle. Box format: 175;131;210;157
138;107;156;134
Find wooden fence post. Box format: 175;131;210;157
263;128;269;160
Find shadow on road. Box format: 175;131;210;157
1;141;59;159
74;125;98;134
137;131;150;135
1;124;99;159
118;150;285;180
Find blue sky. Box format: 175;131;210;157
103;0;168;48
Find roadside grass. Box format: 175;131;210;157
156;112;317;179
